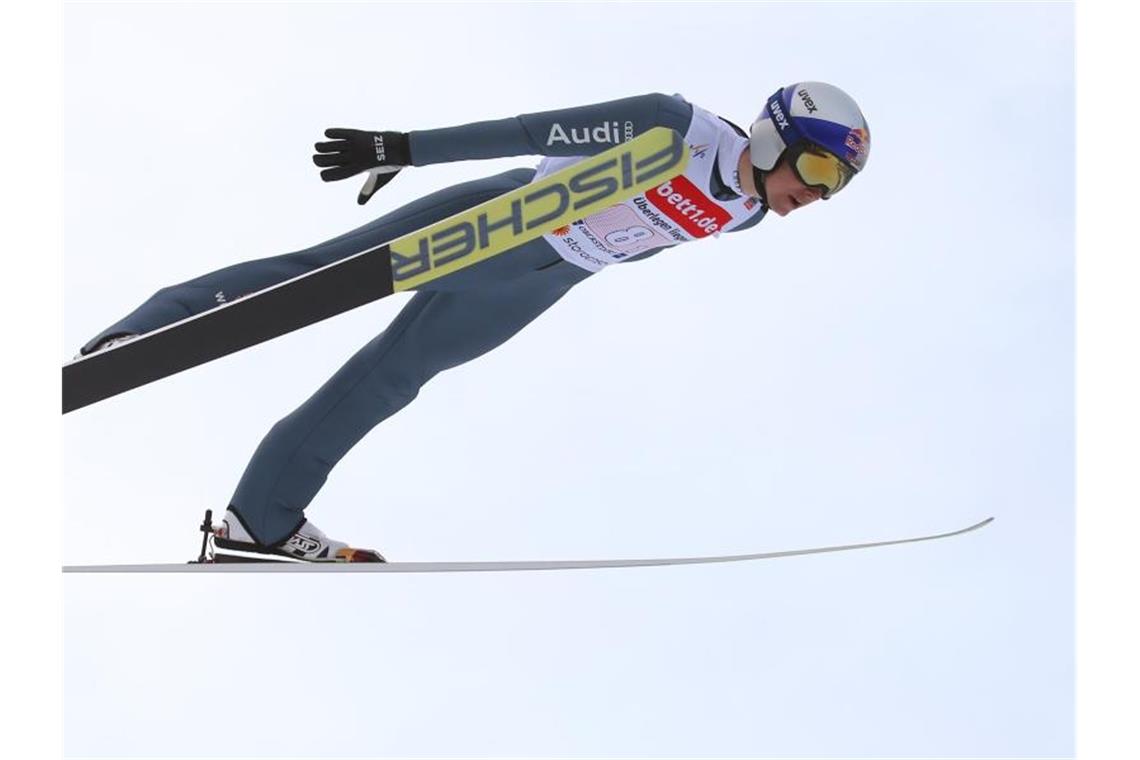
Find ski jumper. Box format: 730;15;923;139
85;93;768;545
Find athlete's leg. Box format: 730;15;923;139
79;168;537;353
229;250;591;545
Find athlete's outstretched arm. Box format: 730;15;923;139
408;92;694;164
313;93;695;204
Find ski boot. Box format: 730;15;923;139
74;332;139;361
193;509;385;564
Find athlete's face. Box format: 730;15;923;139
736;149;823;217
762;159;823;217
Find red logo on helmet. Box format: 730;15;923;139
844;127;870;170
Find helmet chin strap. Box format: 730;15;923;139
752;164;771;209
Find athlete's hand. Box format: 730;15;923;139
312;129;411;205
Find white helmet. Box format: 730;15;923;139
750;82;870;197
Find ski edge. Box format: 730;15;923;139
62;517;993;574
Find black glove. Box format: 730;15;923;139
313;129;411;205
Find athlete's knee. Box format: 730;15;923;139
364;368;424;409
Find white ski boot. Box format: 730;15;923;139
73;332;139;360
200;508;385;564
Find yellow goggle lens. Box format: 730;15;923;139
793;149;853;197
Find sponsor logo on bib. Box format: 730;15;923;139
644;175;731;237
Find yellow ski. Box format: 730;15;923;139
388;126;686;289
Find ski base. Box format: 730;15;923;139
62;517;993;574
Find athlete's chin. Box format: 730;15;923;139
767;193;799;217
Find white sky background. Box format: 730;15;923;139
60;3;1073;758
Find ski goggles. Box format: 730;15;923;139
784;141;854;199
762;89;856;199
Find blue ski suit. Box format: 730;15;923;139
85;93;767;545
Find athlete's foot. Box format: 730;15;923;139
210;508;386;563
75;332;139;360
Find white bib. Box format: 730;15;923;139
532;104;763;272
